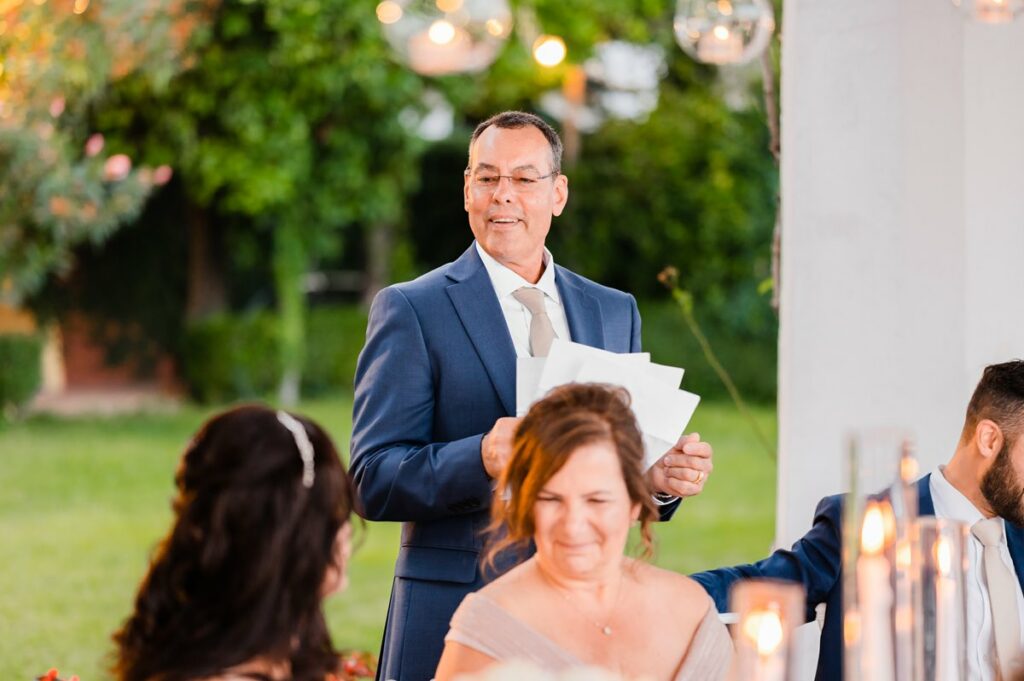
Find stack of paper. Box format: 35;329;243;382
516;339;700;470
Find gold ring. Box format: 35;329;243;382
695;470;705;484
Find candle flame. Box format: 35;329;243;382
935;536;952;576
900;452;919;482
742;606;785;656
861;501;887;555
713;25;730;41
895;539;912;570
844;609;862;646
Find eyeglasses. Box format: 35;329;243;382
466;170;558;193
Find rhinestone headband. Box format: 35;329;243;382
276;411;315;488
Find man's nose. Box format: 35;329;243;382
491;176;516;202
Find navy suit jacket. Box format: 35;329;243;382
350;244;678;680
692;474;1024;681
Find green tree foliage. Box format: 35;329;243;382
0;0;200;300
97;0;427;402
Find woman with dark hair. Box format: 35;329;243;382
435;383;732;681
112;405;356;681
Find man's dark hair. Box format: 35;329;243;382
963;360;1024;442
467;111;564;175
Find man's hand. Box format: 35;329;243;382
481;417;522;479
647;432;713;498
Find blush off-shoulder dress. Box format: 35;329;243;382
444;592;733;680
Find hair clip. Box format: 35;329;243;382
277;411;315;488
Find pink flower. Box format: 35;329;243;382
153;165;173;185
84;133;104;157
49;97;66;118
103;154;132;181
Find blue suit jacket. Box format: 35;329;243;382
692;474;1024;681
350;244;677;681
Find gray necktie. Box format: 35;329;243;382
972;517;1022;681
512;287;556;357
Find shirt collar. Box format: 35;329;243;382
930;464;989;529
474;241;561;303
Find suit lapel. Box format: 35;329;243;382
917;475;935;516
1007;524;1024;589
555;266;606;349
446;246;517;416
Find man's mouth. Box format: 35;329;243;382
489;217;521;225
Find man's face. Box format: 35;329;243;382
464;125;568;278
981;431;1024;526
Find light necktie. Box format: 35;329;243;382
511;287;556;357
972;517;1022;681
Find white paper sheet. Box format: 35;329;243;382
516;357;547;416
513;339;700;471
574;355;700;469
534;339;650;398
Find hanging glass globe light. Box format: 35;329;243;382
951;0;1023;23
376;0;513;76
673;0;775;66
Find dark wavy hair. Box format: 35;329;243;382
483;383;658;571
112;405;355;681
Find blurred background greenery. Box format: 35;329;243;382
0;396;777;679
1;0;780;677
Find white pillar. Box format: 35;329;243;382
778;1;1024;676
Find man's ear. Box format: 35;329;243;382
551;174;569;217
463;173;472;212
975;419;1005;461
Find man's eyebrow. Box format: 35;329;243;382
470;163;544;173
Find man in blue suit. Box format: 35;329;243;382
693;359;1024;681
350;111;715;681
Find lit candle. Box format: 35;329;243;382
730;580;802;681
857;501;895;681
696;24;742;64
741;606;786;681
934;536;959;680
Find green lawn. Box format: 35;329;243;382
0;394;777;679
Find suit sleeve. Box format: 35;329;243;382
349;286;493;523
628;294;642;354
691;494;844;621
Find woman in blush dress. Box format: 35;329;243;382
112;405;356;681
435;383;732;681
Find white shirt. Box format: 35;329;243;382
474;241;571;357
929;465;1024;681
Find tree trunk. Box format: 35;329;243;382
274;225;306;407
185;204;227;322
362;221;393;307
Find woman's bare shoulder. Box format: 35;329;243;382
474;559;539;607
627;561;711;614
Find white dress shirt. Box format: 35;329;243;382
930;465;1024;681
474;241;571;357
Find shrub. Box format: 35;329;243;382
303;306;369;395
182;305;369;403
0;333;42;414
182;314;281;403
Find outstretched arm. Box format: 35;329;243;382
691;494;845;622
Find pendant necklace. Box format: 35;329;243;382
543;567;624;637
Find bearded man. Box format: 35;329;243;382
695;359;1024;681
